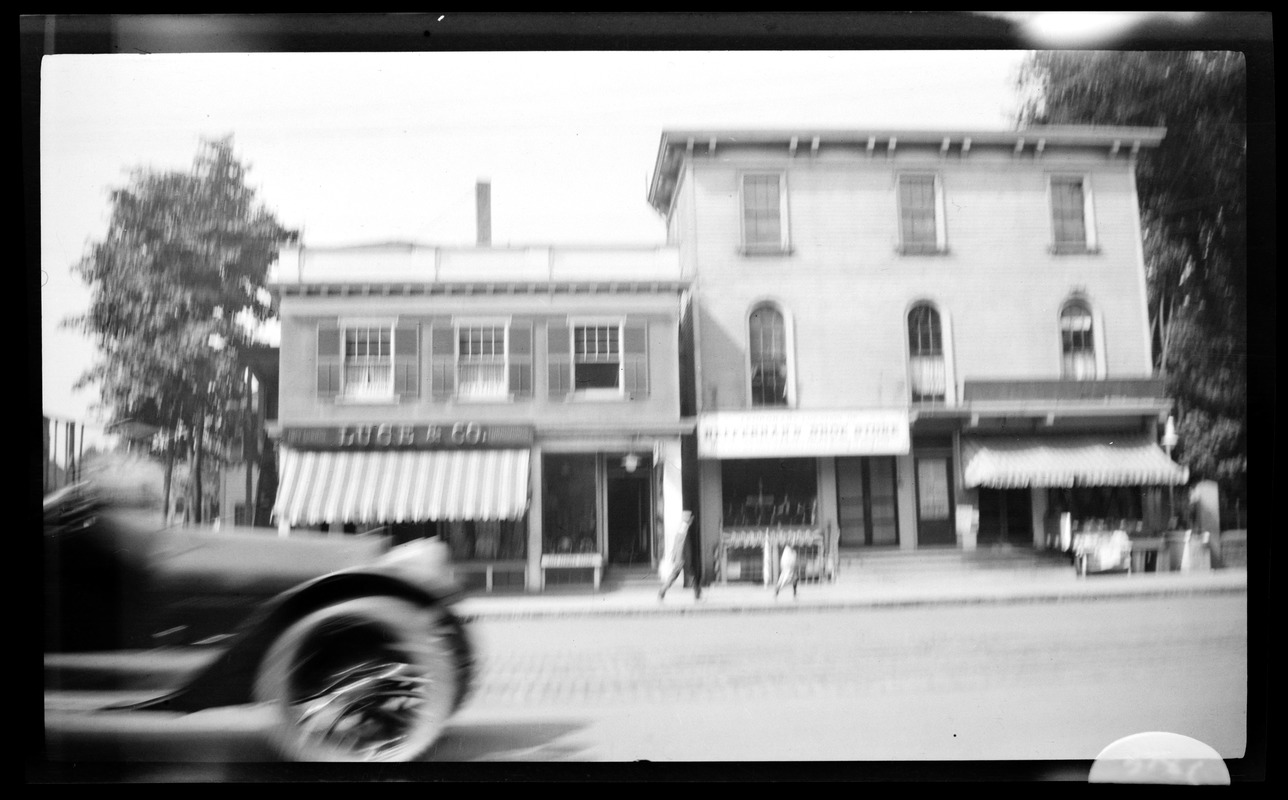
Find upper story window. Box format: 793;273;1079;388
741;172;789;254
1060;300;1097;380
456;325;508;400
344;326;393;399
749;304;788;407
318;319;419;403
898;173;946;254
573;324;622;392
907;304;946;402
1049;175;1099;254
431;319;531;401
547;319;648;401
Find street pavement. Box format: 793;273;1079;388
452;564;1249;621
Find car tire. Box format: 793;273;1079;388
254;596;459;762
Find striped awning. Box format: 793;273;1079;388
962;435;1188;489
274;447;530;526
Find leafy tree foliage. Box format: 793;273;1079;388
68;136;295;521
1017;51;1247;504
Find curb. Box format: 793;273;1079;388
452;571;1248;621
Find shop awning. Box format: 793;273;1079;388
274;447;530;526
961;435;1188;489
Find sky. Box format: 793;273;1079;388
39;48;1035;452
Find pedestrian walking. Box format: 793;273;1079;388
658;511;694;600
774;543;799;599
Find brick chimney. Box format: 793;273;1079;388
476;180;491;246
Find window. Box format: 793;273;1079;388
573;324;621;391
749;305;788;407
907;304;946;402
456;325;508;399
1050;175;1097;253
1060;301;1097;380
343;325;393;399
741;172;788;252
898;174;945;253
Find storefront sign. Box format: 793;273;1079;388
697;410;910;459
282;423;534;450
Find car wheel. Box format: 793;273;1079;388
254;596;459;762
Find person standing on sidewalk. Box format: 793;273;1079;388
658;510;694;600
774;543;799;599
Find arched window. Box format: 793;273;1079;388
749;304;788;407
1060;300;1096;380
907;304;945;402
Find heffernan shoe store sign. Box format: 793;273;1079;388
697;410;909;459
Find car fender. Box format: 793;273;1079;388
121;566;467;713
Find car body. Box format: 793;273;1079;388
43;480;475;762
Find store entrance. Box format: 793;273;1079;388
607;467;653;566
977;488;1033;546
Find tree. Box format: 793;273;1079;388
68;136;295;522
1016;51;1247;509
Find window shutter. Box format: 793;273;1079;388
317;322;341;399
509;321;533;398
547;322;571;398
430;322;456;400
394;322;421;397
623;319;649;398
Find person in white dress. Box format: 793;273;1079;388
658;511;694;600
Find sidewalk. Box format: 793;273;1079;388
452;566;1249;621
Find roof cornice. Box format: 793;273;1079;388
647;125;1167;214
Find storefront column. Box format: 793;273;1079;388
894;454;918;550
659;438;684;575
527;445;544;592
816;457;838;544
698;458;723;576
1030;487;1048;548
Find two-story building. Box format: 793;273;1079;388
269;198;690;593
646;126;1188;583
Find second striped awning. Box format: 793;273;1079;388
274;447;530;526
961;435;1188;489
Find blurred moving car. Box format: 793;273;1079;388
43;476;474;763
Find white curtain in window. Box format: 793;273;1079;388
457;362;507;398
909;355;946;400
344;361;392;398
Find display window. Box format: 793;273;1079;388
542;454;600;554
721;458;818;527
439;519;527;561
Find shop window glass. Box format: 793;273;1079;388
542;454;599;554
720;458;817;527
440;519;527;561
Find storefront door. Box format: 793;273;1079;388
915;455;956;546
977;488;1033;546
837;457;899;547
607;469;653;566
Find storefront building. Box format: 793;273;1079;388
269;235;690;592
646;126;1187;580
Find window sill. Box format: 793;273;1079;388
453;394;517;404
1049;244;1102;256
739;245;794;257
335;394;402;406
897;245;950;256
569;390;629;402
